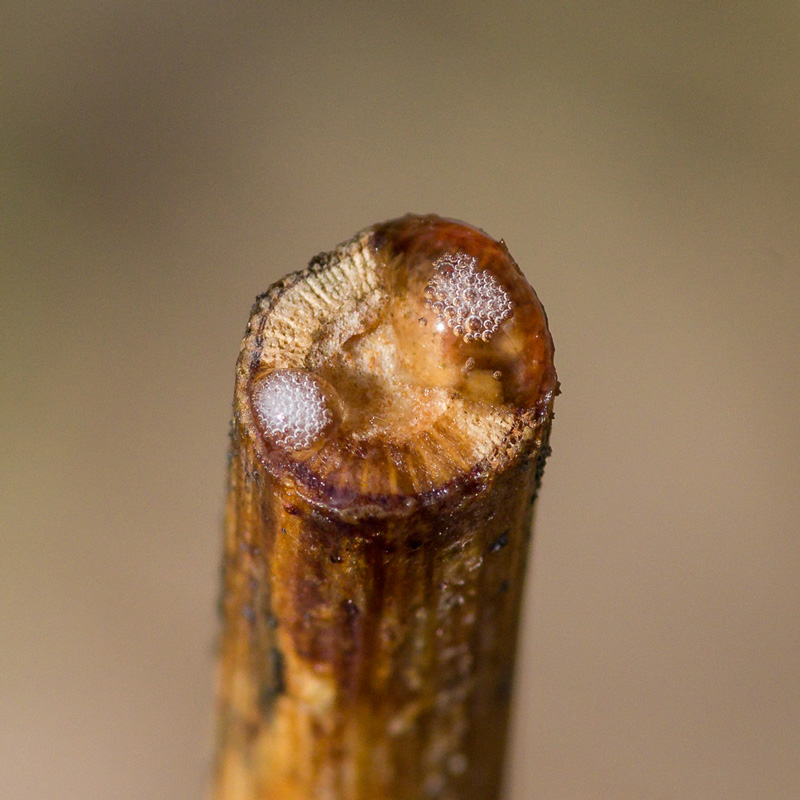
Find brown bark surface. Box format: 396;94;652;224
214;215;557;800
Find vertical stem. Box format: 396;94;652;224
214;215;557;800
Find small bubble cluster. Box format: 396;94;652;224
252;370;332;451
424;252;512;342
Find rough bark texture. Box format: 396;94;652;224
214;215;557;800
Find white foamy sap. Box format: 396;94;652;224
252;370;332;451
424;252;512;342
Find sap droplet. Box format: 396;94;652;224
251;369;337;451
492;370;502;380
423;251;513;343
461;357;476;376
418;317;428;327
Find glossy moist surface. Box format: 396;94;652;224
242;214;557;513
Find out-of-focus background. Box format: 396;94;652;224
2;3;799;798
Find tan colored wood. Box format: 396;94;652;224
214;215;557;800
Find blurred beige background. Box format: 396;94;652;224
2;3;799;798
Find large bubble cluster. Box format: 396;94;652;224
424;252;512;342
252;370;332;451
